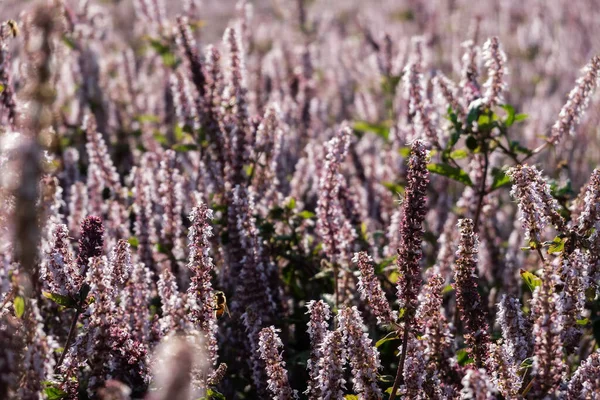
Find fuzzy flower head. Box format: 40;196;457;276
42;224;79;297
305;300;331;400
108;239;132;288
258;326;298;400
482;36;508;108
567;350;600;398
453;218;490;368
353;251;396;326
316;126;356;266
77;216;105;273
507;164;566;243
496;294;532;365
317;329;346;400
396;139;429;321
550;55;600;144
337;306;382;399
531;263;567;396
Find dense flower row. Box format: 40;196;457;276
1;1;600;399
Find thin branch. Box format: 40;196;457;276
473;143;489;233
388;320;410;400
56;309;81;369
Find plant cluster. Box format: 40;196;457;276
1;0;600;399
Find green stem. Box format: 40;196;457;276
388;320;410;400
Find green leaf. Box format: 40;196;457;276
427;163;473;186
593;319;600;345
381;75;402;95
134;114;160;123
500;104;516;126
205;389;226;400
398;146;411;157
344;395;359;400
286;197;296;211
477;114;492;129
0;83;4;93
456;348;474;366
44;387;68;400
244;164;254;178
466;106;480;125
42;292;77;308
490;168;511;191
378;374;394;383
148;38;179;68
576;318;590;326
547;236;566;254
128;236;139;248
78;283;91;304
449;149;469;160
519;357;534;370
172;143;198;152
382;181;405;195
520;270;542;292
153;132;169;146
510;140;533;155
298;211;315;219
14;295;25;318
376;331;400;348
442;284;454;295
353;121;390;141
446;106;462;133
465;135;479;151
514;113;528;123
61;35;77;50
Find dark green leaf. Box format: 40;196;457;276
398;147;411;157
467;106;480;125
353;121;390;141
61;35;77;50
477;114;491;128
172;144;198;152
286;197;297;210
298;211;315;219
547;236;566;254
520;270;542;292
14;295;25;318
134;114;160;123
78;283;91;304
514;113;528;122
449;149;469;160
442;284;454;295
244;164;254;178
376;331;400;348
519;357;534;370
510;140;533;155
593;318;600;345
153;132;169;146
466;136;478;151
456;349;474;366
382;181;405;195
205;389;226;400
42;292;77;308
44;387;68;400
427;163;473;186
500;104;516;126
490;168;511;190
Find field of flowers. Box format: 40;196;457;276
1;0;600;399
